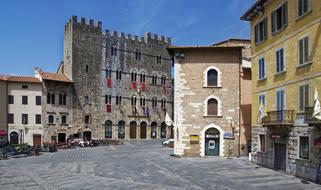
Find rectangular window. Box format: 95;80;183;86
140;97;146;107
271;2;288;34
259;134;266;152
111;46;117;56
105;94;112;105
298;0;310;17
22;96;28;105
116;70;122;80
8;114;14;124
22;114;28;124
131;96;137;106
36;96;41;105
36;114;41;124
276;89;285;111
105;69;112;79
255;18;268;44
299;84;310;112
299;136;309;159
298;36;311;65
258;57;266;79
85;96;89;104
276;48;285;73
85;115;90;124
22;85;28;89
156;54;162;64
135;50;141;61
8;95;14;104
152;98;158;108
116;95;122;105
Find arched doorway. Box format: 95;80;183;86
151;122;157;138
205;128;220;156
118;121;125;139
140;121;147;139
10;132;19;144
83;131;91;140
130;121;137;139
105;120;112;139
161;122;166;138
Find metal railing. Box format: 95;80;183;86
304;107;321;124
262;110;294;125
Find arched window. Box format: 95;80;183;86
105;120;112;138
161;75;166;86
140;96;146;107
61;115;67;124
207;98;218;116
59;92;67;105
161;98;166;109
131;96;137;106
47;91;55;104
140;72;146;83
207;69;218;86
118;121;125;139
10;132;19;144
152;74;157;85
48;115;54;124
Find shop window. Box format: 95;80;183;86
299;136;309;159
259;134;266;152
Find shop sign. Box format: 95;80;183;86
206;134;219;138
224;132;234;139
271;134;281;139
190;135;199;144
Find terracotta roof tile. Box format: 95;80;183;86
0;75;9;81
7;76;41;83
41;72;73;83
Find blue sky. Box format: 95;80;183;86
0;0;255;76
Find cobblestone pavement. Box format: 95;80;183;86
0;140;321;190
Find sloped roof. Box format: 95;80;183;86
41;72;73;83
0;75;41;83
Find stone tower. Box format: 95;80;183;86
63;16;173;140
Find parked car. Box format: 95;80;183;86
162;139;174;148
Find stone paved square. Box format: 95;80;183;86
0;140;320;190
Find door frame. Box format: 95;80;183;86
200;124;224;157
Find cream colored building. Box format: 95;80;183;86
7;77;43;146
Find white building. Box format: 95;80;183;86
7;76;43;146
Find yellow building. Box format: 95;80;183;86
242;0;321;182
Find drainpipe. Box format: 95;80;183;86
238;51;242;158
6;81;8;143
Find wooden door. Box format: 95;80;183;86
33;134;41;147
274;143;286;171
130;123;137;139
140;125;146;139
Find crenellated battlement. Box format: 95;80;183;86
65;16;171;45
64;15;102;33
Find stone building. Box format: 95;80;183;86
242;0;321;182
0;76;8;143
34;68;74;143
169;45;244;157
213;39;252;156
4;76;43;146
57;16;173;141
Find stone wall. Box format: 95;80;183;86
173;47;242;157
63;16;173;140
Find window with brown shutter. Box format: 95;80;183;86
207;98;218;116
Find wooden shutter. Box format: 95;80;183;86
207;99;218;116
283;2;288;26
299;39;304;65
271;12;276;33
263;18;268;39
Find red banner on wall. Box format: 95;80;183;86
132;81;137;90
106;104;112;113
163;85;167;94
141;82;146;91
106;78;112;88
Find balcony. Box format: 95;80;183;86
304;107;321;124
262;110;295;126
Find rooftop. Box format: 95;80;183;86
41;72;73;83
240;0;267;21
0;75;41;83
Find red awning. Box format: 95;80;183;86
0;129;7;136
314;137;321;146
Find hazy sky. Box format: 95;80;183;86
0;0;255;76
